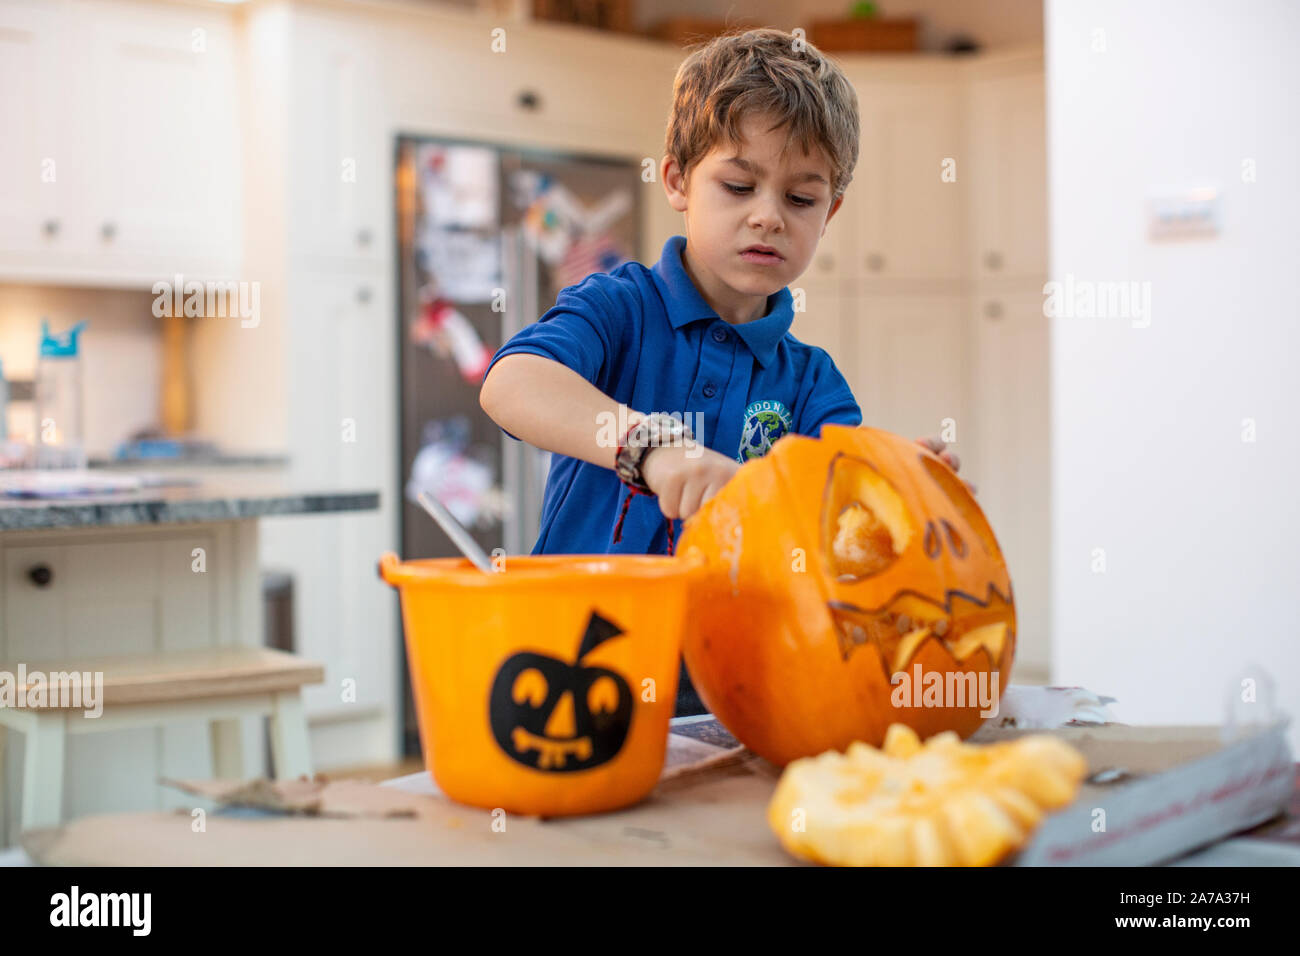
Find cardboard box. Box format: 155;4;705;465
22;719;1294;866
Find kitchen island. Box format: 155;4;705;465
0;474;380;846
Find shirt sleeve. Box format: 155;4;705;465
795;348;863;437
481;279;626;442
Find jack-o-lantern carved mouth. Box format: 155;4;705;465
828;592;1011;675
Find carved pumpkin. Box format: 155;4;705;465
678;425;1016;766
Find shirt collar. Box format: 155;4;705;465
651;235;793;369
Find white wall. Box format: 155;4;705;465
1047;0;1300;751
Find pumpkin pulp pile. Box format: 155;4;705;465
767;724;1088;866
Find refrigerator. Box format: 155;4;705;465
395;135;645;755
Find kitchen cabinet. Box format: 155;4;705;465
0;0;240;285
381;10;674;149
967;285;1050;673
967;66;1048;279
850;80;966;282
288;7;387;269
0;0;72;273
804;197;855;282
789;279;855;388
81;0;240;274
852;291;969;442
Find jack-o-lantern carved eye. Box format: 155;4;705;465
823;455;914;581
923;518;967;560
587;675;620;715
921;455;1001;560
512;668;548;708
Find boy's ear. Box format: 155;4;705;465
662;156;689;212
822;195;845;235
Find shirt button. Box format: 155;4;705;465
702;383;718;398
711;327;728;343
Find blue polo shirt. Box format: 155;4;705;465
483;234;862;555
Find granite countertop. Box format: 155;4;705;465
87;452;292;469
0;474;379;531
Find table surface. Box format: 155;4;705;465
2;716;1295;866
379;716;1300;867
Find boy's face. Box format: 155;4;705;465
662;110;845;323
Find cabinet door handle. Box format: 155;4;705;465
42;218;60;238
984;300;1004;320
866;252;885;272
517;89;541;111
984;250;1003;271
101;221;117;242
357;285;372;305
28;564;53;588
357;228;372;248
817;253;835;272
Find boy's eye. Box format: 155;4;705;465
724;183;818;207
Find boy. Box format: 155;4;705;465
480;28;962;558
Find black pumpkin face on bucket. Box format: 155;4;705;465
488;610;634;772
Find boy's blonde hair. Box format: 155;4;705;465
665;28;860;201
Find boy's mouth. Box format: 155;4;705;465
740;245;784;265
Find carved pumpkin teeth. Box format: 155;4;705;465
891;627;932;673
946;622;1008;664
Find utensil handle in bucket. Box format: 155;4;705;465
417;490;494;573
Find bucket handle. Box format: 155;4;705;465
377;551;402;588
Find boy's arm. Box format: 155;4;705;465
480;353;646;469
480;352;739;519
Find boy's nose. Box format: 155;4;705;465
748;200;784;233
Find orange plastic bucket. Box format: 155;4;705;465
378;550;707;817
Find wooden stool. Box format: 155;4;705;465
0;646;324;831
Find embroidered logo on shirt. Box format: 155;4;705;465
738;400;792;462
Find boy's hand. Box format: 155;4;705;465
914;435;978;497
642;441;741;521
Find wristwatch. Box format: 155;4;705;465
614;412;695;495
